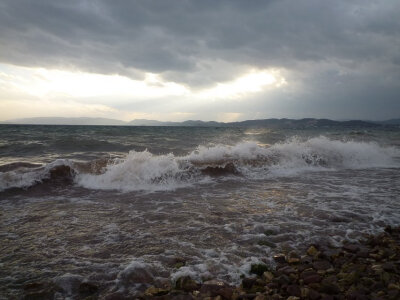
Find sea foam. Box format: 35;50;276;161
1;136;398;192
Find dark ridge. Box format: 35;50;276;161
44;165;76;184
4;117;398;128
200;162;240;177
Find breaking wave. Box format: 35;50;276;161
1;136;398;192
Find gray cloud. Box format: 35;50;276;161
0;0;399;119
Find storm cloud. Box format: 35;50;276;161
0;0;399;120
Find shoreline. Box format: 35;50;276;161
21;225;400;299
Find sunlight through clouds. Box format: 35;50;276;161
0;63;288;121
197;70;287;100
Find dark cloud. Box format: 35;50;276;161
0;0;399;119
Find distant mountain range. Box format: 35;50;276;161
1;117;400;128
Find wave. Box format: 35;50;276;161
1;136;398;192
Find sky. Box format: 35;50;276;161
0;0;399;122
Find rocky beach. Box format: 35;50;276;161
20;225;400;300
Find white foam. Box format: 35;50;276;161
1;136;398;192
76;150;194;192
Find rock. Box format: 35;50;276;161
381;272;392;286
307;246;319;257
384;225;393;234
242;278;257;290
300;270;318;280
145;286;170;296
79;282;98;297
388;290;400;300
339;271;359;285
308;289;321;300
170;294;194;300
286;284;301;297
23;288;56;300
53;274;83;296
250;264;269;276
287;296;300;300
303;274;322;285
288;250;300;259
277;266;296;275
301;287;309;298
275;274;291;286
237;293;257;300
313;260;332;271
300;255;313;264
388;283;400;290
258;240;277;248
175;276;199;292
104;292;131;300
319;282;340;295
287;257;300;264
371;264;383;273
174;262;185;269
343;244;359;253
118;265;154;284
262;271;274;283
346;290;368;300
199;279;233;299
320;295;334;300
273;254;286;264
382;262;396;272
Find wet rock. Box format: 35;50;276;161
250;263;269;276
275;274;291;286
262;271;274;283
273;254;286;264
319;281;340;295
388;283;400;290
286;284;301;297
277;266;296;275
242;278;257;290
258;240;277;248
384;225;393;234
145;286;171;296
343;244;360;253
300;269;318;280
170;294;194;300
237;293;257;300
79;282;98;297
303;274;322;285
307;246;319;257
308;289;321;300
201;162;239;176
382;262;396;272
346;290;368;300
23;285;56;300
53;274;83;296
118;264;154;285
300;255;313;264
287;257;300;264
313;260;332;271
199;279;233;299
320;295;334;300
104;292;131;300
175;276;199;292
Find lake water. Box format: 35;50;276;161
0;125;399;298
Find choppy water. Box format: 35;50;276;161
0;125;399;298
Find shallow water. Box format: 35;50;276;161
0;125;399;298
